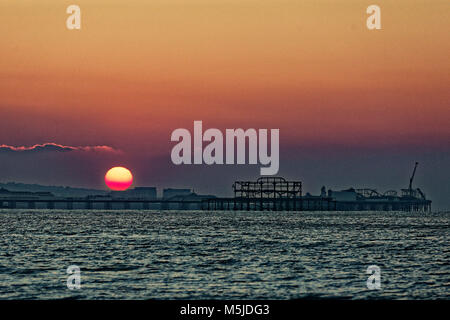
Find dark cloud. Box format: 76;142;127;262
0;143;120;154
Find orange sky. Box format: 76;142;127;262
0;0;449;153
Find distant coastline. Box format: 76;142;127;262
0;182;107;198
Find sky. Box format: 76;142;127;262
0;1;449;209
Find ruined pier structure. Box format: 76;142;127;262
0;176;431;212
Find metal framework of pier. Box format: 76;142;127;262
202;177;335;211
233;177;302;199
202;196;336;211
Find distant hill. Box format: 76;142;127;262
0;182;107;197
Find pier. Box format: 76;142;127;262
0;196;336;211
203;196;336;211
0;170;432;212
0;198;203;210
0;195;430;212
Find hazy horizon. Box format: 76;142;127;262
1;1;449;209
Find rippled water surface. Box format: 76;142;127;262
0;210;448;299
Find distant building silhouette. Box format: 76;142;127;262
110;187;157;200
163;188;191;199
0;187;54;199
328;188;357;201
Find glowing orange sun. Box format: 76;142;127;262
105;167;133;191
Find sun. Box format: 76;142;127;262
105;167;133;191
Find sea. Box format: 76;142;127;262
0;210;448;299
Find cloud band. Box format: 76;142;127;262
0;143;120;154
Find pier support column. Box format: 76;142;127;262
67;202;73;210
124;202;130;210
85;201;93;210
143;202;149;210
28;201;36;209
104;202;112;210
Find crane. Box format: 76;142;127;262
409;162;419;192
401;162;422;198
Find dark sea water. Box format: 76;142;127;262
0;210;448;300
